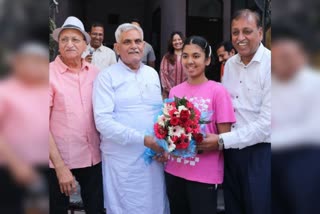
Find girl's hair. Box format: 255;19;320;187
165;31;184;65
182;35;212;59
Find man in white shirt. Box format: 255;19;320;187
200;9;271;214
83;23;117;71
92;23;169;214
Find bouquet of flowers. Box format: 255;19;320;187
143;96;212;164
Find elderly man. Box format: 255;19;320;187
49;16;104;214
199;9;271;214
82;22;117;71
93;23;169;214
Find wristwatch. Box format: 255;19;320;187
218;135;224;151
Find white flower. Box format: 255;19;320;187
178;105;188;113
168;125;185;137
168;143;176;152
157;115;166;127
163;103;175;116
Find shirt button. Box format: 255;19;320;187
240;81;242;83
236;96;239;98
232;125;235;128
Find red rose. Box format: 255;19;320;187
180;110;190;121
193;133;204;144
170;117;179;126
175;134;189;149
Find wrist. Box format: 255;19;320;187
218;135;224;150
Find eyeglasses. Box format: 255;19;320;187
59;37;85;44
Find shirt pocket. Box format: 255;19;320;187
246;87;263;108
52;94;70;112
143;83;162;103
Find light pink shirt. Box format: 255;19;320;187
165;81;236;184
49;56;101;169
0;78;48;165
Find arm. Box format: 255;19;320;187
221;66;271;149
49;131;76;196
0;137;38;185
160;56;170;99
49;81;76;196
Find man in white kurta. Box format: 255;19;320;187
93;23;169;214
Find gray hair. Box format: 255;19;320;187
114;23;144;43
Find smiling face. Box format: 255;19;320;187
172;34;183;51
114;29;145;70
182;44;211;79
231;13;263;64
216;46;234;64
90;26;104;49
58;29;87;61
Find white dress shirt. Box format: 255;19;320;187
221;43;271;149
92;59;169;214
272;66;320;150
82;44;117;71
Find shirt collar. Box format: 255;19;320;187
54;55;90;74
236;43;265;65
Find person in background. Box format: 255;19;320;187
165;35;236;214
82;22;117;71
130;18;156;68
215;41;236;80
49;16;104;214
93;23;169;214
202;9;271;214
0;41;48;214
160;31;187;99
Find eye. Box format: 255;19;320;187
232;31;239;36
135;39;143;45
182;54;188;59
123;40;131;45
71;38;81;43
243;29;252;35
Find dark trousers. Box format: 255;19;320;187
223;143;271;214
165;172;217;214
272;146;320;214
49;162;104;214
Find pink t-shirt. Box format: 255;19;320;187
49;56;101;169
0;78;48;165
165;80;236;184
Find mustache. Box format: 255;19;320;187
128;50;140;54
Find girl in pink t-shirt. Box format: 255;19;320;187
165;36;236;214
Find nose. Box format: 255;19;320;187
219;57;223;62
238;32;245;41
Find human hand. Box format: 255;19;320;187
154;152;169;163
196;133;219;151
85;54;93;63
9;162;39;186
55;165;76;196
144;136;164;154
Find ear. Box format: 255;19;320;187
205;56;211;66
230;49;236;56
114;43;120;55
258;27;263;41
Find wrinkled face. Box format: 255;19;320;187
172;34;183;51
272;39;306;81
182;44;210;79
216;46;234;64
115;29;145;70
231;14;262;64
58;29;87;60
90;26;104;48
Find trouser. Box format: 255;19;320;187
0;166;48;214
49;162;104;214
223;143;271;214
272;146;320;214
165;172;217;214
